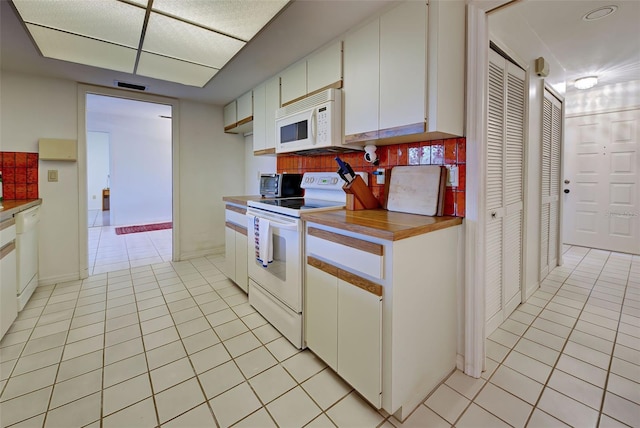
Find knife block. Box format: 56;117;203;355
343;175;380;210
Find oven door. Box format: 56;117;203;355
246;208;302;312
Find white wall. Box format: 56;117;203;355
87;110;172;226
0;71;247;284
86;131;110;211
244;134;277;195
566;80;640;116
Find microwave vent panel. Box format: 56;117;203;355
276;88;339;118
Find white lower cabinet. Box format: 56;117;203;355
1;218;18;339
224;204;248;293
305;221;460;421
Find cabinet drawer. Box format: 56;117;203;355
1;218;16;247
225;206;247;226
307;227;384;280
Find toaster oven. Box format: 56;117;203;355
259;173;303;198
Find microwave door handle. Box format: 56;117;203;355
310;109;317;144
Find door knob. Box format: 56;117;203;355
491;211;497;218
564;179;570;184
564;189;570;194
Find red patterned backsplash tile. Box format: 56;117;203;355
276;137;466;217
1;151;38;200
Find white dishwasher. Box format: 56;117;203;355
1;217;18;338
16;206;40;311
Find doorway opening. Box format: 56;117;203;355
85;94;174;275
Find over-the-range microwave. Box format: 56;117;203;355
275;88;351;154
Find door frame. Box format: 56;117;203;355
77;84;180;279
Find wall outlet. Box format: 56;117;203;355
48;169;58;182
375;168;385;185
445;165;458;187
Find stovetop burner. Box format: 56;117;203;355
256;197;344;211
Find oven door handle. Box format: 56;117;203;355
267;219;298;231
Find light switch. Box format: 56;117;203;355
445;165;458;187
48;169;58;182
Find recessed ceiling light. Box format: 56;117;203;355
574;76;598;90
582;5;618;21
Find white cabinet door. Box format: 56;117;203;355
308;41;342;94
305;263;338;369
337;278;382;408
344;18;380;137
265;77;280;150
0;245;17;339
235;230;248;293
223;226;236;281
379;0;425;131
280;61;307;106
253;82;267;152
223;101;237;131
237;91;253;123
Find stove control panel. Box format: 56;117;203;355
301;172;367;190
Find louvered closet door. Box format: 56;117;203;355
540;91;562;279
485;49;525;336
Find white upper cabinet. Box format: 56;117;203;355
344;0;464;145
280;61;307;106
307;41;343;94
223;90;253;134
253;76;280;154
281;41;343;106
344;19;379;137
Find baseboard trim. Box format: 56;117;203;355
178;245;225;261
39;272;81;287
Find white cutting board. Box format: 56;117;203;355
386;165;443;216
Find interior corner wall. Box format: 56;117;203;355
178;100;246;259
0;71;80;284
244;134;277;195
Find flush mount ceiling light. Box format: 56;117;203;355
582;5;618;21
574;76;599;90
11;0;289;87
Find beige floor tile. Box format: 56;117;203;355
13;346;63;375
610;357;640;383
485;339;510;362
0;386;51;426
547;369;604;409
234;346;277;378
232;408;277;428
138;304;170;322
206;308;238;327
162;402;216;427
105;324;140;348
141;314;175;335
563;340;612;370
146;340;186;370
249;364;297;404
0;365;58;401
208;382;262;428
607;373;640;405
44;391;102;428
189;343;232;374
388;405;448;428
598;414;630;428
265;336;300;362
537;387;599;428
103;353;148;388
150;357;196;393
554;354;608;388
456;402;510;428
103;373;152;416
488;328;520;349
502;351;553;384
142;326;180;351
214;319;249;341
489;365;543;405
301;367;352;410
155;378;207;424
171;307;202;325
266;386;321;428
527;408;570;427
176;317;211;339
20;332;66;357
181;329;220;355
252;324;282;344
444;369;486;400
224;332;261;358
102;397;158;428
49;368;102;409
424;384;470;424
474;382;532;427
602;392;640;427
198;360;244;399
327;391;384;427
104;337;144;365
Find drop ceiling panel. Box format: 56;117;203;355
151;0;289;41
137;51;217;87
143;12;246;69
13;0;145;48
26;24;136;73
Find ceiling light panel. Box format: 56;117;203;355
12;0;146;48
150;0;289;41
137;51;217;87
25;24;137;73
143;12;245;69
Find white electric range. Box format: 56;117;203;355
246;171;366;348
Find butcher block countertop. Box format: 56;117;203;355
0;199;42;222
222;195;263;206
301;209;462;241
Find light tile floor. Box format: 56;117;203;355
0;246;638;427
88;211;172;276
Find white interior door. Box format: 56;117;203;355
485;49;525;335
563;109;640;254
540;90;562;279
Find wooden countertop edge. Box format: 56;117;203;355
0;199;43;221
302;210;462;241
222;195;263;206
